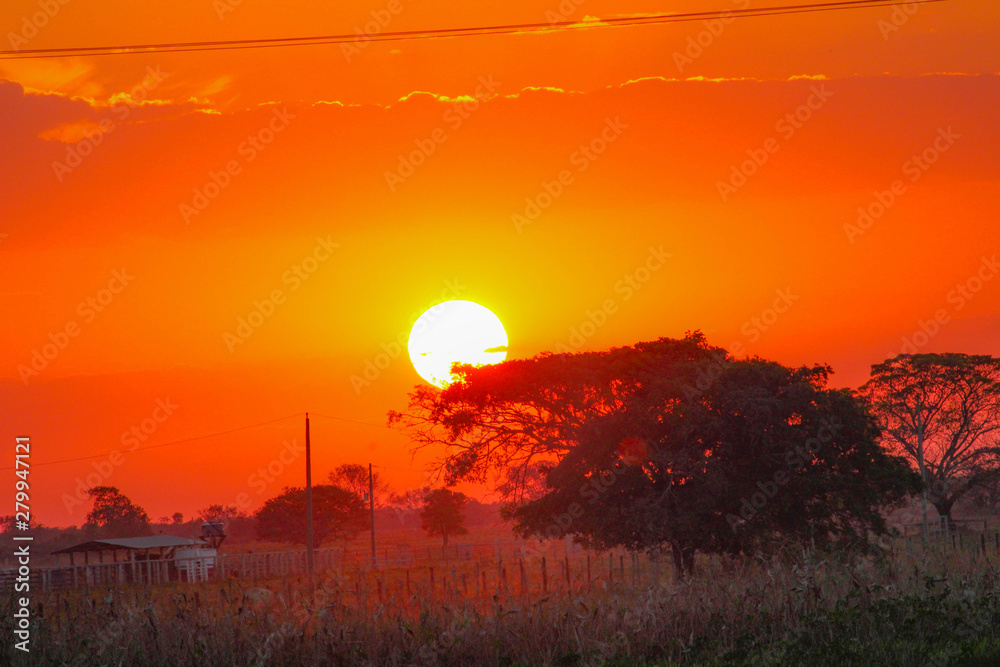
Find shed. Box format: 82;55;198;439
52;536;208;566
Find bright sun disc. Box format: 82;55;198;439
407;300;508;387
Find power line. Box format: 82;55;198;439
311;412;392;430
0;413;303;471
0;0;946;60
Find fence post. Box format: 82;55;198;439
541;557;548;593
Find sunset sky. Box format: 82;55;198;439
2;0;997;526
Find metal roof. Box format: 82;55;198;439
52;536;208;554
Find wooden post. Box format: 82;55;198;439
519;560;526;598
369;463;377;569
541;556;548;593
305;414;315;587
565;554;571;591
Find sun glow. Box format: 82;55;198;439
407;300;508;387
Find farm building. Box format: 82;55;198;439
49;535;219;586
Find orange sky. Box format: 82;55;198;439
1;0;998;527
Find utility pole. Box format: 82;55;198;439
369;462;377;569
305;413;315;584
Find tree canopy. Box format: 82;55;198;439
254;484;367;546
858;353;1000;526
327;463;392;506
420;488;468;547
84;486;152;538
391;333;920;575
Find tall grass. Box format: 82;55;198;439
4;540;999;666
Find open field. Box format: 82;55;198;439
5;534;1000;666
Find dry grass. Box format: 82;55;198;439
5;538;1000;666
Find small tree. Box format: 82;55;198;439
171;512;184;525
421;488;468;547
199;504;247;523
84;486;151;538
328;463;392;506
255;485;366;545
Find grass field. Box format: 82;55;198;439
5;534;1000;666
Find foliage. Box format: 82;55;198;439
859;353;1000;524
420;488;469;546
83;486;152;538
6;541;1000;666
198;504;248;523
327;463;392;506
392;333;920;574
254;484;367;545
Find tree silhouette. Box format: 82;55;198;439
84;486;151;538
420;488;468;547
255;484;366;546
391;334;920;577
859;353;1000;529
327;463;391;506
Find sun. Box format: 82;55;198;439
407;300;508;387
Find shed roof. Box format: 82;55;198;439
52;536;207;554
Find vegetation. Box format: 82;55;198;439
254;485;367;546
392;334;921;576
328;463;392;507
83;486;152;538
859;353;1000;528
420;488;468;546
5;540;1000;666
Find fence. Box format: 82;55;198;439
7;525;1000;594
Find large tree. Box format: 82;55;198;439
390;334;920;576
859;353;1000;529
255;484;367;546
84;486;152;538
420;488;468;547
